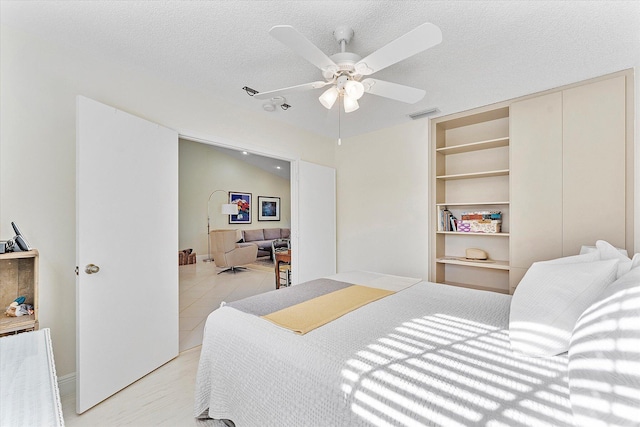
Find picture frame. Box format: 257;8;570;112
258;196;280;221
229;192;252;224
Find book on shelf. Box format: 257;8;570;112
438;208;458;232
438;208;502;233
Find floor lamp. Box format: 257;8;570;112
204;190;239;263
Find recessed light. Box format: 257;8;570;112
276;166;281;170
242;151;248;155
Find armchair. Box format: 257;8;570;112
210;230;258;274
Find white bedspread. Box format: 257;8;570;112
0;328;65;427
195;275;572;426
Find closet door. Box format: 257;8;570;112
562;76;626;255
510;92;563;289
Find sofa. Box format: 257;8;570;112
238;228;290;258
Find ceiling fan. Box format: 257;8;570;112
254;23;442;113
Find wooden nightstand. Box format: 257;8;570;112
0;249;39;336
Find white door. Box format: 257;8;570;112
76;96;179;413
293;160;336;283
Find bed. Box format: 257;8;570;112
0;328;65;427
195;270;581;426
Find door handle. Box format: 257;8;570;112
85;264;100;274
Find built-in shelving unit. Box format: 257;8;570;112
429;70;634;296
430;105;511;294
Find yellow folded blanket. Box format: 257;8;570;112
262;285;394;335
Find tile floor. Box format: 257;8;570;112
179;259;275;351
61;346;217;426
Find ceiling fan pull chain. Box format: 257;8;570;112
338;96;342;146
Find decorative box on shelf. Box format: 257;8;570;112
459;211;502;233
467;219;502;233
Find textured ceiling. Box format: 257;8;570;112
2;1;639;139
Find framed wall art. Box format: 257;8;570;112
258;196;280;221
229;192;252;224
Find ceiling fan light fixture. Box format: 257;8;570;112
344;80;364;100
263;23;441;114
319;86;339;109
343;94;359;113
354;62;374;75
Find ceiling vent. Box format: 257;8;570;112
408;107;439;120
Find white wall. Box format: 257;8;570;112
179;139;291;257
336;119;430;280
0;25;333;377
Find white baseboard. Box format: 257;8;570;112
57;372;76;397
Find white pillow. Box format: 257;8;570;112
579;245;597;255
580;243;629;257
509;259;619;357
596;240;632;278
568;267;640;426
544;251;601;265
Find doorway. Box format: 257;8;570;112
177;138;292;350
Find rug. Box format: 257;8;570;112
246;257;274;272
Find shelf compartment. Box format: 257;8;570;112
0;315;37;335
0;249;39;336
436;169;509;180
0;250;39;260
436;231;509;237
437;257;510;270
436;137;509;155
436;201;509;207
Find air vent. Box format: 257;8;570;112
243;86;291;110
408;107;439;120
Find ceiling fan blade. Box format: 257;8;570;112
362;78;426;104
269;25;338;72
254;81;330;100
355;23;442;76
